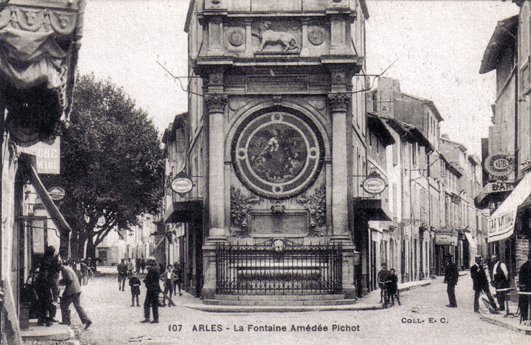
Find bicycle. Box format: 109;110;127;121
379;280;392;308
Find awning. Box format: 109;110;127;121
464;232;477;250
22;154;72;234
353;197;392;221
488;172;531;243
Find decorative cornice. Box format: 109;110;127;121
204;93;228;113
328;92;350;113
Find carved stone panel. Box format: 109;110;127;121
249;210;309;235
252;20;301;54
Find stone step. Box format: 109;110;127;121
203;299;357;306
213;294;345;301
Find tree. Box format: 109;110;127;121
59;74;163;259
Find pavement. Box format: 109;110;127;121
19;269;528;345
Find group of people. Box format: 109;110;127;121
117;257;183;323
444;252;531;320
30;245;92;329
377;263;400;306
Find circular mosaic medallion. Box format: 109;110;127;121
232;110;324;199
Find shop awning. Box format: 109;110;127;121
464;232;477;249
353;197;392;221
488;172;531;243
22;154;72;234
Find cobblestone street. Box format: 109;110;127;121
65;273;529;345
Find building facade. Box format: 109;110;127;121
163;0;371;302
478;0;531;280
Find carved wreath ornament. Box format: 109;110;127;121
230;187;261;237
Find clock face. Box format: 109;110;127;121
232;110;324;199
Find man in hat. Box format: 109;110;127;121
141;257;161;323
470;255;498;313
490;255;510;311
377;263;390;304
443;253;459;307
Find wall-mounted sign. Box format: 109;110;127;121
362;171;387;195
484;154;514;178
48;186;65;201
435;233;458;246
483;181;515;194
18;138;61;174
171;170;194;195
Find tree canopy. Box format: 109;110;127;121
59;74;163;258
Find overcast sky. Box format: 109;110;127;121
77;0;520;155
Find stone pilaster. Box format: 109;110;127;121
205;93;228;240
328;92;350;239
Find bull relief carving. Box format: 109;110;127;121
296;186;326;237
230;186;261;238
253;21;300;53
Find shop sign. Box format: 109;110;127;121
18;138;61;174
484;154;514;178
435;233;458;246
483;181;514;194
48;186;65;201
362;171;387;195
171;170;193;195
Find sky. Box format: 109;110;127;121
77;0;520;155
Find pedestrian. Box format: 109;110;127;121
387;268;400;306
129;272;141;307
35;245;61;326
117;259;128;291
490;255;510;311
172;262;183;296
518;253;531;322
59;261;92;329
443;253;459;308
160;265;176;307
127;258;134;278
377;263;390;304
470;255;498;313
141;257;161;323
139;258;146;274
135;258;141;273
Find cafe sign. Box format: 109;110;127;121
171;170;193;195
484;154;514;178
362;171;387;195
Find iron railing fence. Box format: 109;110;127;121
215;243;342;295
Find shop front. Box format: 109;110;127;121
434;230;458;275
488;172;531;276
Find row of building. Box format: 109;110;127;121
157;0;496;301
476;0;531;283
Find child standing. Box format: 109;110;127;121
129;272;141;307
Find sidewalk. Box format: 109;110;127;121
480;302;531;335
21;320;77;345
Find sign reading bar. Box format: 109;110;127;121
18;138;61;174
362;171;387;195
